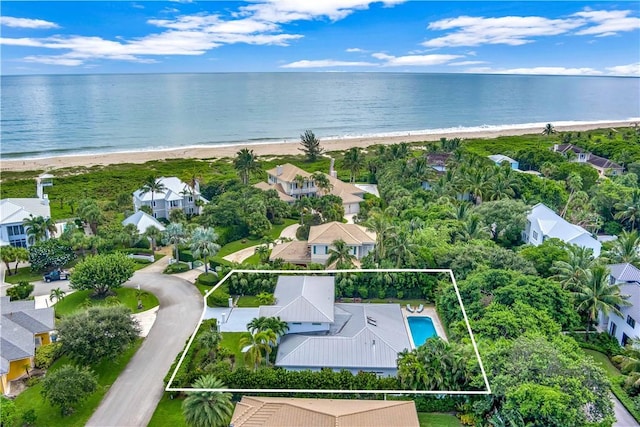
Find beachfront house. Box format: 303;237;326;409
599;263;640;347
260;163;365;215
488;154;519;170
132;176;208;220
553;144;624;177
268;222;376;266
1;297;54;395
230;396;420;427
522;203;601;257
258;276;411;376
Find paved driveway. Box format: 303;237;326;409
87;258;203;427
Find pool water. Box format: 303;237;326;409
407;316;438;347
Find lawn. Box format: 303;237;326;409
236;295;261;307
3;266;45;284
148;394;188;427
54;288;159;317
418;413;462;427
220;332;250;369
11;339;142;427
582;349;621;377
215;219;297;258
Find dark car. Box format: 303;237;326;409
43;269;70;282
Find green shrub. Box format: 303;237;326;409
569;332;622;356
207;290;231;307
611;376;640;424
0;396;18;426
133;238;151;249
257;292;274;305
198;273;219;286
22;408;37;426
6;281;34;301
119;248;153;255
35;342;63;369
163;262;190;274
178;249;194;263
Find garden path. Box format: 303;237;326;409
222;223;301;264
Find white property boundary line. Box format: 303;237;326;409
166;268;492;395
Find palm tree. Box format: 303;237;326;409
254;245;270;263
0;246;16;276
163;222;188;262
311;172;333;196
182;375;233;427
552;245;595;291
143;225;163;255
542;123;556;136
23;215;56;244
364;211;395;262
460;169;490;205
454;215;489;242
561;172;583;218
198;328;222;362
11;247;29;275
77;199;103;234
326;239;356;269
189;227;220;273
233;148;261;185
615;189;640;231
239;330;277;370
606;230;640;265
264;317;289;341
387;229;417;268
293;174;307;194
139;175;166;210
341;147;364;182
573;265;630;339
50;287;66;303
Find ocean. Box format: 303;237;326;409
1;73;639;159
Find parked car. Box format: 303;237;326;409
43;269;70;282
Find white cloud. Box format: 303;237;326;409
346;47;366;52
448;60;487;66
281;59;376;68
606;62;640;77
573;10;640;36
23;55;82;66
423;15;582;48
464;66;603;76
372;52;462;66
0;16;60;29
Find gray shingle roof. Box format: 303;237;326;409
276;303;410;370
259;276;335;323
1;297;54;364
609;263;640;283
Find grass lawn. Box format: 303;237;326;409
12;339;142;427
582;349;621;377
241;253;262;265
3;266;45;284
148;394;187;427
220;332;250;369
418;413;462;427
236;295;261;307
54;288;159;317
215;219;297;258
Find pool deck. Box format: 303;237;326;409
402;305;448;348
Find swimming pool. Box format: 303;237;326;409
407;316;438;347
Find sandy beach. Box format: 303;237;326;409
1;120;636;173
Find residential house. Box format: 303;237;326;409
261;163;365;214
132;177;208;220
522;203;601;257
554;143;624;176
258;276;411;376
1;297;54;395
122;210;166;234
230;396;420;427
0;174;54;248
269;222;376;266
599;263;640;347
488;154;519;170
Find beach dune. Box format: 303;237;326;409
1;120;636;173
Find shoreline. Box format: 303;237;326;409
1;119;637;173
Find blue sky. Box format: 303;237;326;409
1;1;639;76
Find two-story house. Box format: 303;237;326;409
600;263;640;347
1;297;55;395
132;177;208;220
0;198;51;248
553;143;624;177
522;203;601;257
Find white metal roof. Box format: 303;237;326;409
0;198;51;225
259;276;334;323
122;210;166;233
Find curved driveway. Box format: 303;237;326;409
87;258;203;427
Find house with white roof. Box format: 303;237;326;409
258;276;411;376
1;296;54;395
522;203;601;257
132;177;208;220
122;211;166;234
0;198;51;248
259;163;365;214
599;263;640;347
488;154;519;170
269;222;376;266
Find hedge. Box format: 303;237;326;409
178;249;194;263
163;262;190;274
198;273;218;286
568;332;622;356
611;376;640;424
118;248;153;255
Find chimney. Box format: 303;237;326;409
553;144;559;152
276;165;283;176
329;158;337;178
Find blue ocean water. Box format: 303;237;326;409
1;73;639;159
407;316;438;347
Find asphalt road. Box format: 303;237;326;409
86;259;203;427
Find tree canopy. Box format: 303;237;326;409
70;252;135;297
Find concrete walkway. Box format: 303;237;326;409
613;393;639;426
87;256;203;427
222;223;301;264
279;223;300;240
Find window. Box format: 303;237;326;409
7;225;24;236
10;239;27;248
350;246;357;255
35;336;42;348
532;230;538;241
324;246;329;255
623;333;631;347
627;315;636;328
312;323;321;326
312;246;316;255
292;322;302;325
152;201;156;207
188;196;193;202
610;323;617;336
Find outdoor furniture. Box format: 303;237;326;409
416;304;424;313
406;304;414;313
